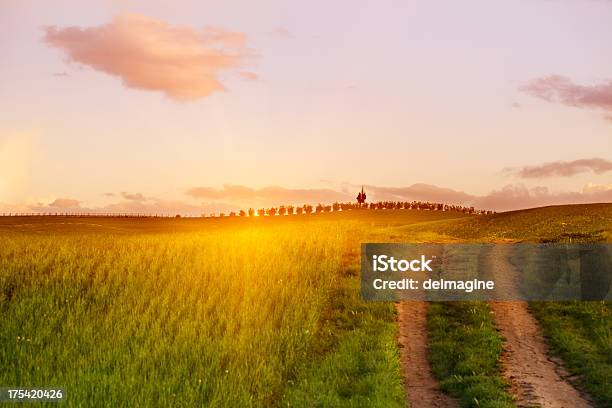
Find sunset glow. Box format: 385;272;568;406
1;0;611;214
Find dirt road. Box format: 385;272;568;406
487;245;592;408
396;301;458;408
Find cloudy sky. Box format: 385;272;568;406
1;0;611;214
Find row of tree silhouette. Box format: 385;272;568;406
0;212;185;218
218;200;494;218
1;201;494;218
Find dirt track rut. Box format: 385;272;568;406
487;245;592;408
397;301;458;408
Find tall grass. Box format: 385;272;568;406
530;301;611;406
1;224;348;406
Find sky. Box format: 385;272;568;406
1;0;611;214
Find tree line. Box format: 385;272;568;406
1;200;495;218
218;200;494;218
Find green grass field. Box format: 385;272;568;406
1;205;610;407
0;211;466;407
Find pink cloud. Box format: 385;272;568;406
1;198;236;217
271;27;292;38
186;184;351;205
48;198;80;208
505;158;612;178
99;199;235;216
583;182;612;194
238;71;258;81
473;184;612;212
120;192;149;201
44;14;253;101
520;75;612;121
364;183;475;204
185;183;477;206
